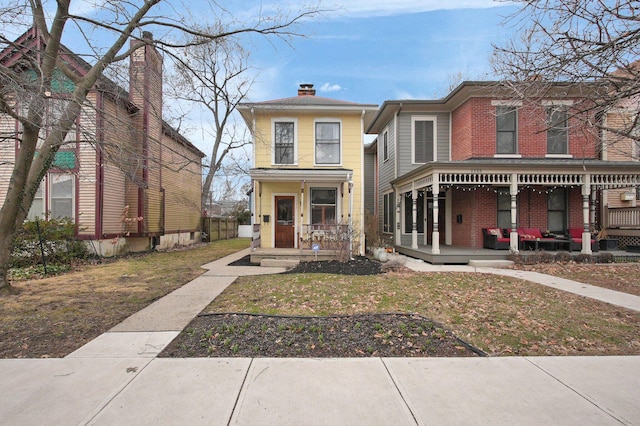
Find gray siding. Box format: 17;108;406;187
397;112;450;177
363;149;376;214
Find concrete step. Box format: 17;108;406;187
260;258;300;268
468;259;514;268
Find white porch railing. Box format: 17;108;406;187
607;207;640;229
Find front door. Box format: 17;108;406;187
275;196;295;248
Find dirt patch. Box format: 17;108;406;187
284;256;383;275
160;313;482;358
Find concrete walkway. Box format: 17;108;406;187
1;248;639;425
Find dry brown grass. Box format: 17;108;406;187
0;238;250;358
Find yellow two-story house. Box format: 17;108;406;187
238;84;377;259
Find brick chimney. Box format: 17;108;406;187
298;83;316;96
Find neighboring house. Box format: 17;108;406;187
366;81;640;263
0;28;205;256
238;84;377;258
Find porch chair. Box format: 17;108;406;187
482;228;510;250
568;228;599;252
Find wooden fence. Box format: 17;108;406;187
201;217;238;242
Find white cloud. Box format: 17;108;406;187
319;83;342;92
323;0;508;18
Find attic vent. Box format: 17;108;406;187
298;83;316;96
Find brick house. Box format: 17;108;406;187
366;81;640;263
0;28;205;256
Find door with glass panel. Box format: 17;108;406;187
275;196;295;248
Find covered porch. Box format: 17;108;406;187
249;168;360;258
389;159;640;258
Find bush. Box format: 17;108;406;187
596;252;614;264
574;253;593;264
10;218;89;268
554;252;572;263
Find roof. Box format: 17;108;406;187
0;26;205;158
237;90;378;131
366;80;602;134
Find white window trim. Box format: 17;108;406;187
49;173;75;220
314;118;342;166
272;118;298;166
491;100;523;107
382;129;389;162
382;191;394;234
411;115;437;164
542;100;574;106
309;185;341;224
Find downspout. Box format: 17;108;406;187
348;172;354;259
95;92;104;239
360;109;366;255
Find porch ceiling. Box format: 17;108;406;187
250;168;353;182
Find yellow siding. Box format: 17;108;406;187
252;109;365;252
162;133;202;232
76;96;97;235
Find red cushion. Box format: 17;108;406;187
521;228;543;238
568;228;582;239
497;238;510;242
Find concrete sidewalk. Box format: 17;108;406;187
1;248;639;425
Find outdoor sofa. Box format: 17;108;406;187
482;228;511;250
568;228;599;252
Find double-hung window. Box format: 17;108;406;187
273;120;295;165
547;188;567;234
497;188;512;230
315;121;341;164
403;191;425;233
50;174;75;220
382;130;389;162
311;188;337;225
547;107;569;154
496;106;517;154
383;192;394;233
413;117;435;163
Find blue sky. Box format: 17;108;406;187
236;1;519;104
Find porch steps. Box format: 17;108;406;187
468;259;514;268
260;258;300;268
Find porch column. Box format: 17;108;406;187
395;191;402;246
411;187;418;249
510;173;519;253
432;175;440;255
582;174;592;254
590;187;597;226
299;180;305;252
348;175;354;258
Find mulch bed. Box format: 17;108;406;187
160;256;482;358
159;313;483;358
229;255;383;275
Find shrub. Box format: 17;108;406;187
596;252;614;264
574;253;593;264
554;252;572;263
11;218;89;268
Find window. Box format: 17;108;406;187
496;106;517;154
383;193;394;233
315;122;341;164
27;181;45;220
311;188;336;224
413;117;435;163
547;188;566;234
547;107;568;154
497;188;511;230
382;131;389;162
50;174;74;219
274;121;295;164
404;191;425;233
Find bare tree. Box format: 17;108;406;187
168;34;253;209
492;0;640;156
0;0;320;294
